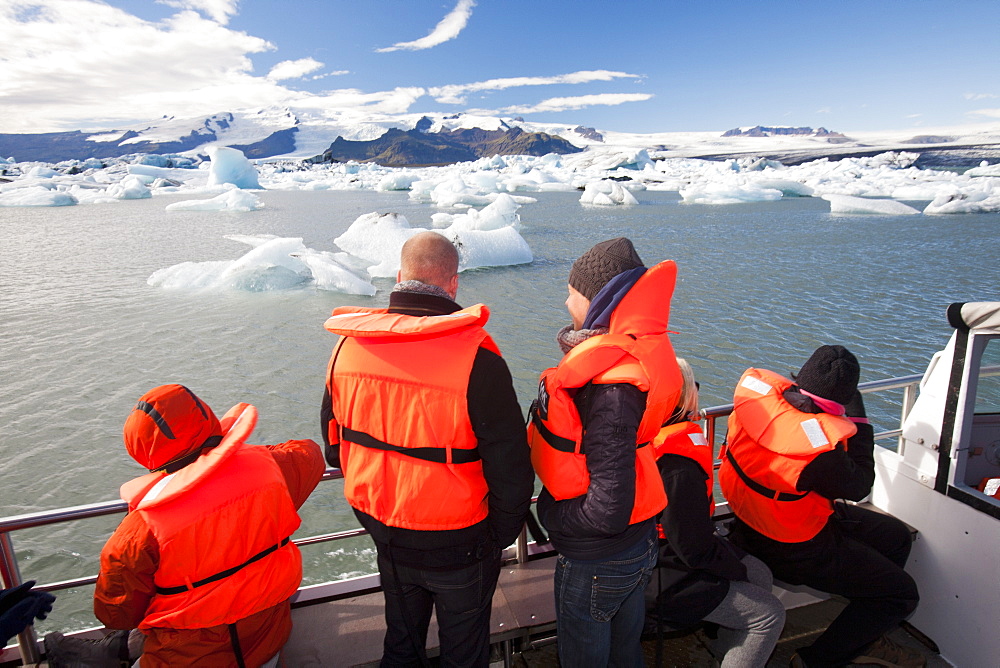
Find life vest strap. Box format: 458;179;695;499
342;427;481;464
726;450;809;502
530;411;650;454
155;537;291;595
529;412;577;453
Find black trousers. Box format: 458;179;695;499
731;503;919;668
376;546;501;668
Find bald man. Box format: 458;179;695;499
321;232;532;667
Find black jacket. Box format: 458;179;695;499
321;291;533;567
537;381;655;560
648;454;747;627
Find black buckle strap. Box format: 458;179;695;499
155;537;290;595
726;450;809;502
342;427;481;464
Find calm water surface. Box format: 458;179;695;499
2;188;998;629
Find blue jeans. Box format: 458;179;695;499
554;526;658;668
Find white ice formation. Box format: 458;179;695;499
206;147;261;189
822;194;920;215
165;187;264;212
148;235;375;294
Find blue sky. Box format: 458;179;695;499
2;0;998;134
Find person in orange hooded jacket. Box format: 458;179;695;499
93;384;324;668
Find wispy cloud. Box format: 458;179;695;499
267;58;325;82
429;70;643;104
965;93;998;101
500;93;653;115
816;107;832;114
968;108;1000;119
376;0;475;53
157;0;239;25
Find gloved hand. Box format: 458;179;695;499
0;584;56;646
843;390;869;423
0;581;35;616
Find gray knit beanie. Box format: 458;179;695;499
568;237;644;300
794;345;860;405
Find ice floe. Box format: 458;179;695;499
148;235;374;294
165;187;264;212
822;194;920;215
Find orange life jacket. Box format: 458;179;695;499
718;368;858;542
119;404;302;630
653;420;714;513
528;261;681;525
324;304;498;531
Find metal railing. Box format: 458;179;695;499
0;374;925;664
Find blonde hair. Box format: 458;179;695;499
668;358;700;425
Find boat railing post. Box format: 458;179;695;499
899;381;918;454
515;523;528;565
0;531;41;665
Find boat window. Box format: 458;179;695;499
973;336;1000;415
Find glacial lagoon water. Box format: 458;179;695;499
2;188;998;631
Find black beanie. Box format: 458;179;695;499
794;345;860;405
568;237;644;300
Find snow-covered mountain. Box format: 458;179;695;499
2;104;1000;167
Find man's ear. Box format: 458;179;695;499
448;273;459;299
397;270;402;283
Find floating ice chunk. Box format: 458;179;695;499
965;161;1000;177
447;194;522;231
206;147;261;189
443;226;533;271
822;194;920;215
165;188;263;212
26;165;60;179
0;185;78;207
680;182;782;204
290;249;377;296
148;236;375;294
335;212;422;278
923;191;1000;214
751;178;814;197
377;172;418;191
580;180;638;206
106;175;152;200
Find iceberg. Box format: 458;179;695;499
106;175;152;200
148;235;375;294
923;191;1000;214
335;212;422;278
0;185;78;207
822;194;920;215
580;180;639;206
965;161;1000;177
165;188;264;212
680;182;783;204
206;146;261;189
335;195;532;277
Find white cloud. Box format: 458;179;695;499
816;107;832;115
965;93;998;101
968;108;1000;119
500;93;653;115
905;113;922;119
157;0;239;25
0;0;288;131
429;70;643;104
376;0;475;53
267;58;324;82
294;87;427;115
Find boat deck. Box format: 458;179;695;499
283;557;950;668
